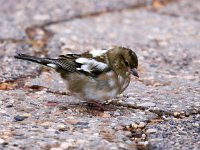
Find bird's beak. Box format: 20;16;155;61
129;68;139;78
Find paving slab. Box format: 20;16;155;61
0;0;200;149
0;0;150;38
46;9;200;113
155;0;200;21
0;41;42;82
147;114;200;150
0;90;156;150
0;0;153;81
0;15;26;39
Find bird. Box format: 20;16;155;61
15;46;139;108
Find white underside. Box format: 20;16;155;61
64;71;130;102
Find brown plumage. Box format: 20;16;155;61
15;46;139;103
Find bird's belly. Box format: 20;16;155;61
64;72;120;102
82;85;118;101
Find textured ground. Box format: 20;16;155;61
0;0;200;150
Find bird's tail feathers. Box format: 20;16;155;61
14;54;58;68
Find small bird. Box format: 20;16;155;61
15;46;139;106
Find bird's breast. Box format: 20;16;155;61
62;71;130;102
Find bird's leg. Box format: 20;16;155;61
85;100;107;111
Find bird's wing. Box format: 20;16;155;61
15;52;110;77
53;54;81;72
58;54;81;59
55;53;111;77
74;57;110;77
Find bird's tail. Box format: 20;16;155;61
14;54;57;68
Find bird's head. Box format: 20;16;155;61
113;46;139;78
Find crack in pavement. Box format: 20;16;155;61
41;3;147;27
1;75;198;150
2;78;199;119
0;26;55;83
0;0;179;55
113;100;200;118
0;0;178;43
0;69;43;89
41;0;178;28
6;80;199;120
149;9;200;22
147;0;200;22
0;1;198;149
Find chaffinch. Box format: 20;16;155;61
15;46;139;103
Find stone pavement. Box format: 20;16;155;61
0;0;199;149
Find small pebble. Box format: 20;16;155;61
149;138;163;142
113;111;120;116
138;122;146;128
60;139;75;149
141;134;146;139
137;141;149;146
131;123;138;129
192;123;199;127
6;104;13;108
22;113;31;118
110;146;118;150
0;138;5;144
118;143;128;149
60;141;74;149
14;115;28;121
57;124;69;131
146;128;157;134
126;97;135;101
173;112;180;117
149;64;158;68
102;112;111;118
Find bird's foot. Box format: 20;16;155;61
85;101;107;111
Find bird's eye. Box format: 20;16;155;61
124;60;129;66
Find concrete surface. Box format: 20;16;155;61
0;0;199;149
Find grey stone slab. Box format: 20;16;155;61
46;9;200;113
0;90;155;149
0;0;149;28
0;41;41;82
147;115;200;150
46;9;200;53
25;71;66;94
0;0;149;42
0;15;26;39
0;1;200;149
156;0;200;21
